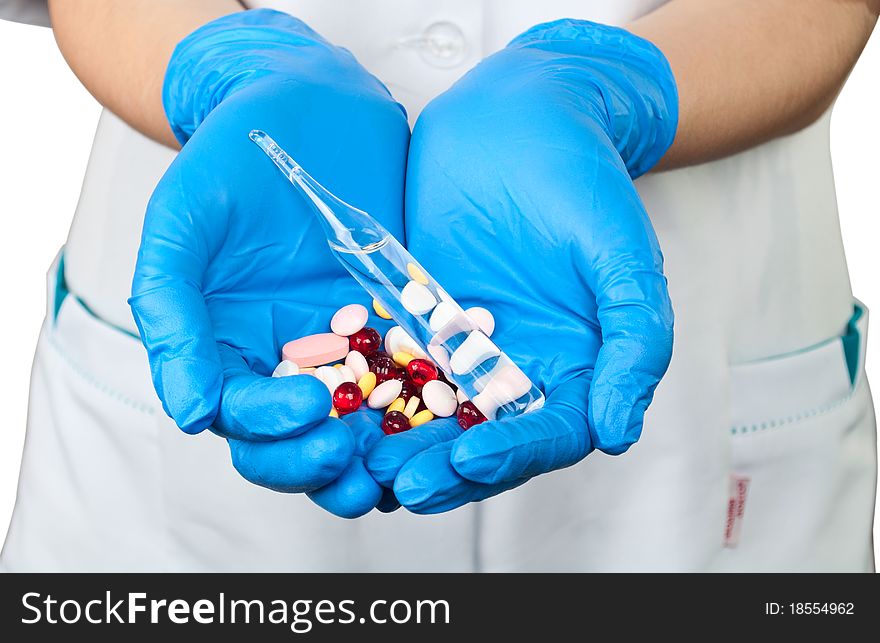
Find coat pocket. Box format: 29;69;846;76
714;303;876;571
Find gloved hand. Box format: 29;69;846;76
129;9;409;518
367;20;677;513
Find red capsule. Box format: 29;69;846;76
365;350;392;367
398;379;419;402
369;355;397;383
332;381;363;415
407;359;438;387
349;327;382;354
382;410;411;435
457;401;487;430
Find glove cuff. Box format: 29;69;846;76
162;9;336;145
509;19;679;178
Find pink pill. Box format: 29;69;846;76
282;333;350;368
330;304;369;337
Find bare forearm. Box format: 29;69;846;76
49;0;243;148
630;0;880;169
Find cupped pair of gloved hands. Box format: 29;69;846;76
130;9;677;518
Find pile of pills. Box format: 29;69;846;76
272;303;489;434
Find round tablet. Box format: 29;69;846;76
282;333;349;368
465;306;495;337
429;301;459;332
422;380;457;417
330;304;369;336
401;281;437;316
272;360;300;378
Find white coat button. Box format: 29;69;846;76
397;21;468;68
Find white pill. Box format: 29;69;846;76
401;281;437;316
272;360;300;378
471;391;500;421
486;364;533;401
367;379;403;409
384;326;402;354
427;343;451;372
422;380;457;417
345;350;369;381
399;331;427;359
429;301;459;332
450;331;501;375
385;325;426;359
472;354;512;393
314;366;344;395
337;364;357;384
456;387;469;404
430;311;479;346
471;365;534;421
465;306;495;337
330;303;369;336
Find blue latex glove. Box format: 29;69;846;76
367;20;677;513
129;10;409;518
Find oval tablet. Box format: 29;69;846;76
357;372;377;398
410;410;434;427
330;304;369;337
372;298;392;320
367;379;403;409
392;351;414;367
314;365;344;395
282;333;349;368
401;281;437;316
403;395;421;419
345;350;369;381
406;262;430;285
386;397;406;414
337;364;357;384
422;380;457;417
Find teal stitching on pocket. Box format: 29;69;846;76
47;332;155;416
53;255;70;322
729;386;856;435
55;253;140;340
841;305;863;386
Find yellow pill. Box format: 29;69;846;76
403;396;421;419
372;299;392;320
386;397;406;414
406;262;429;285
329;407;339;418
392;351;415;367
333;363;343;369
410;410;434;427
357;372;377;398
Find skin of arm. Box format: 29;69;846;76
49;1;879;163
630;0;880;168
48;0;244;149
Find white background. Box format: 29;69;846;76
0;17;878;569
